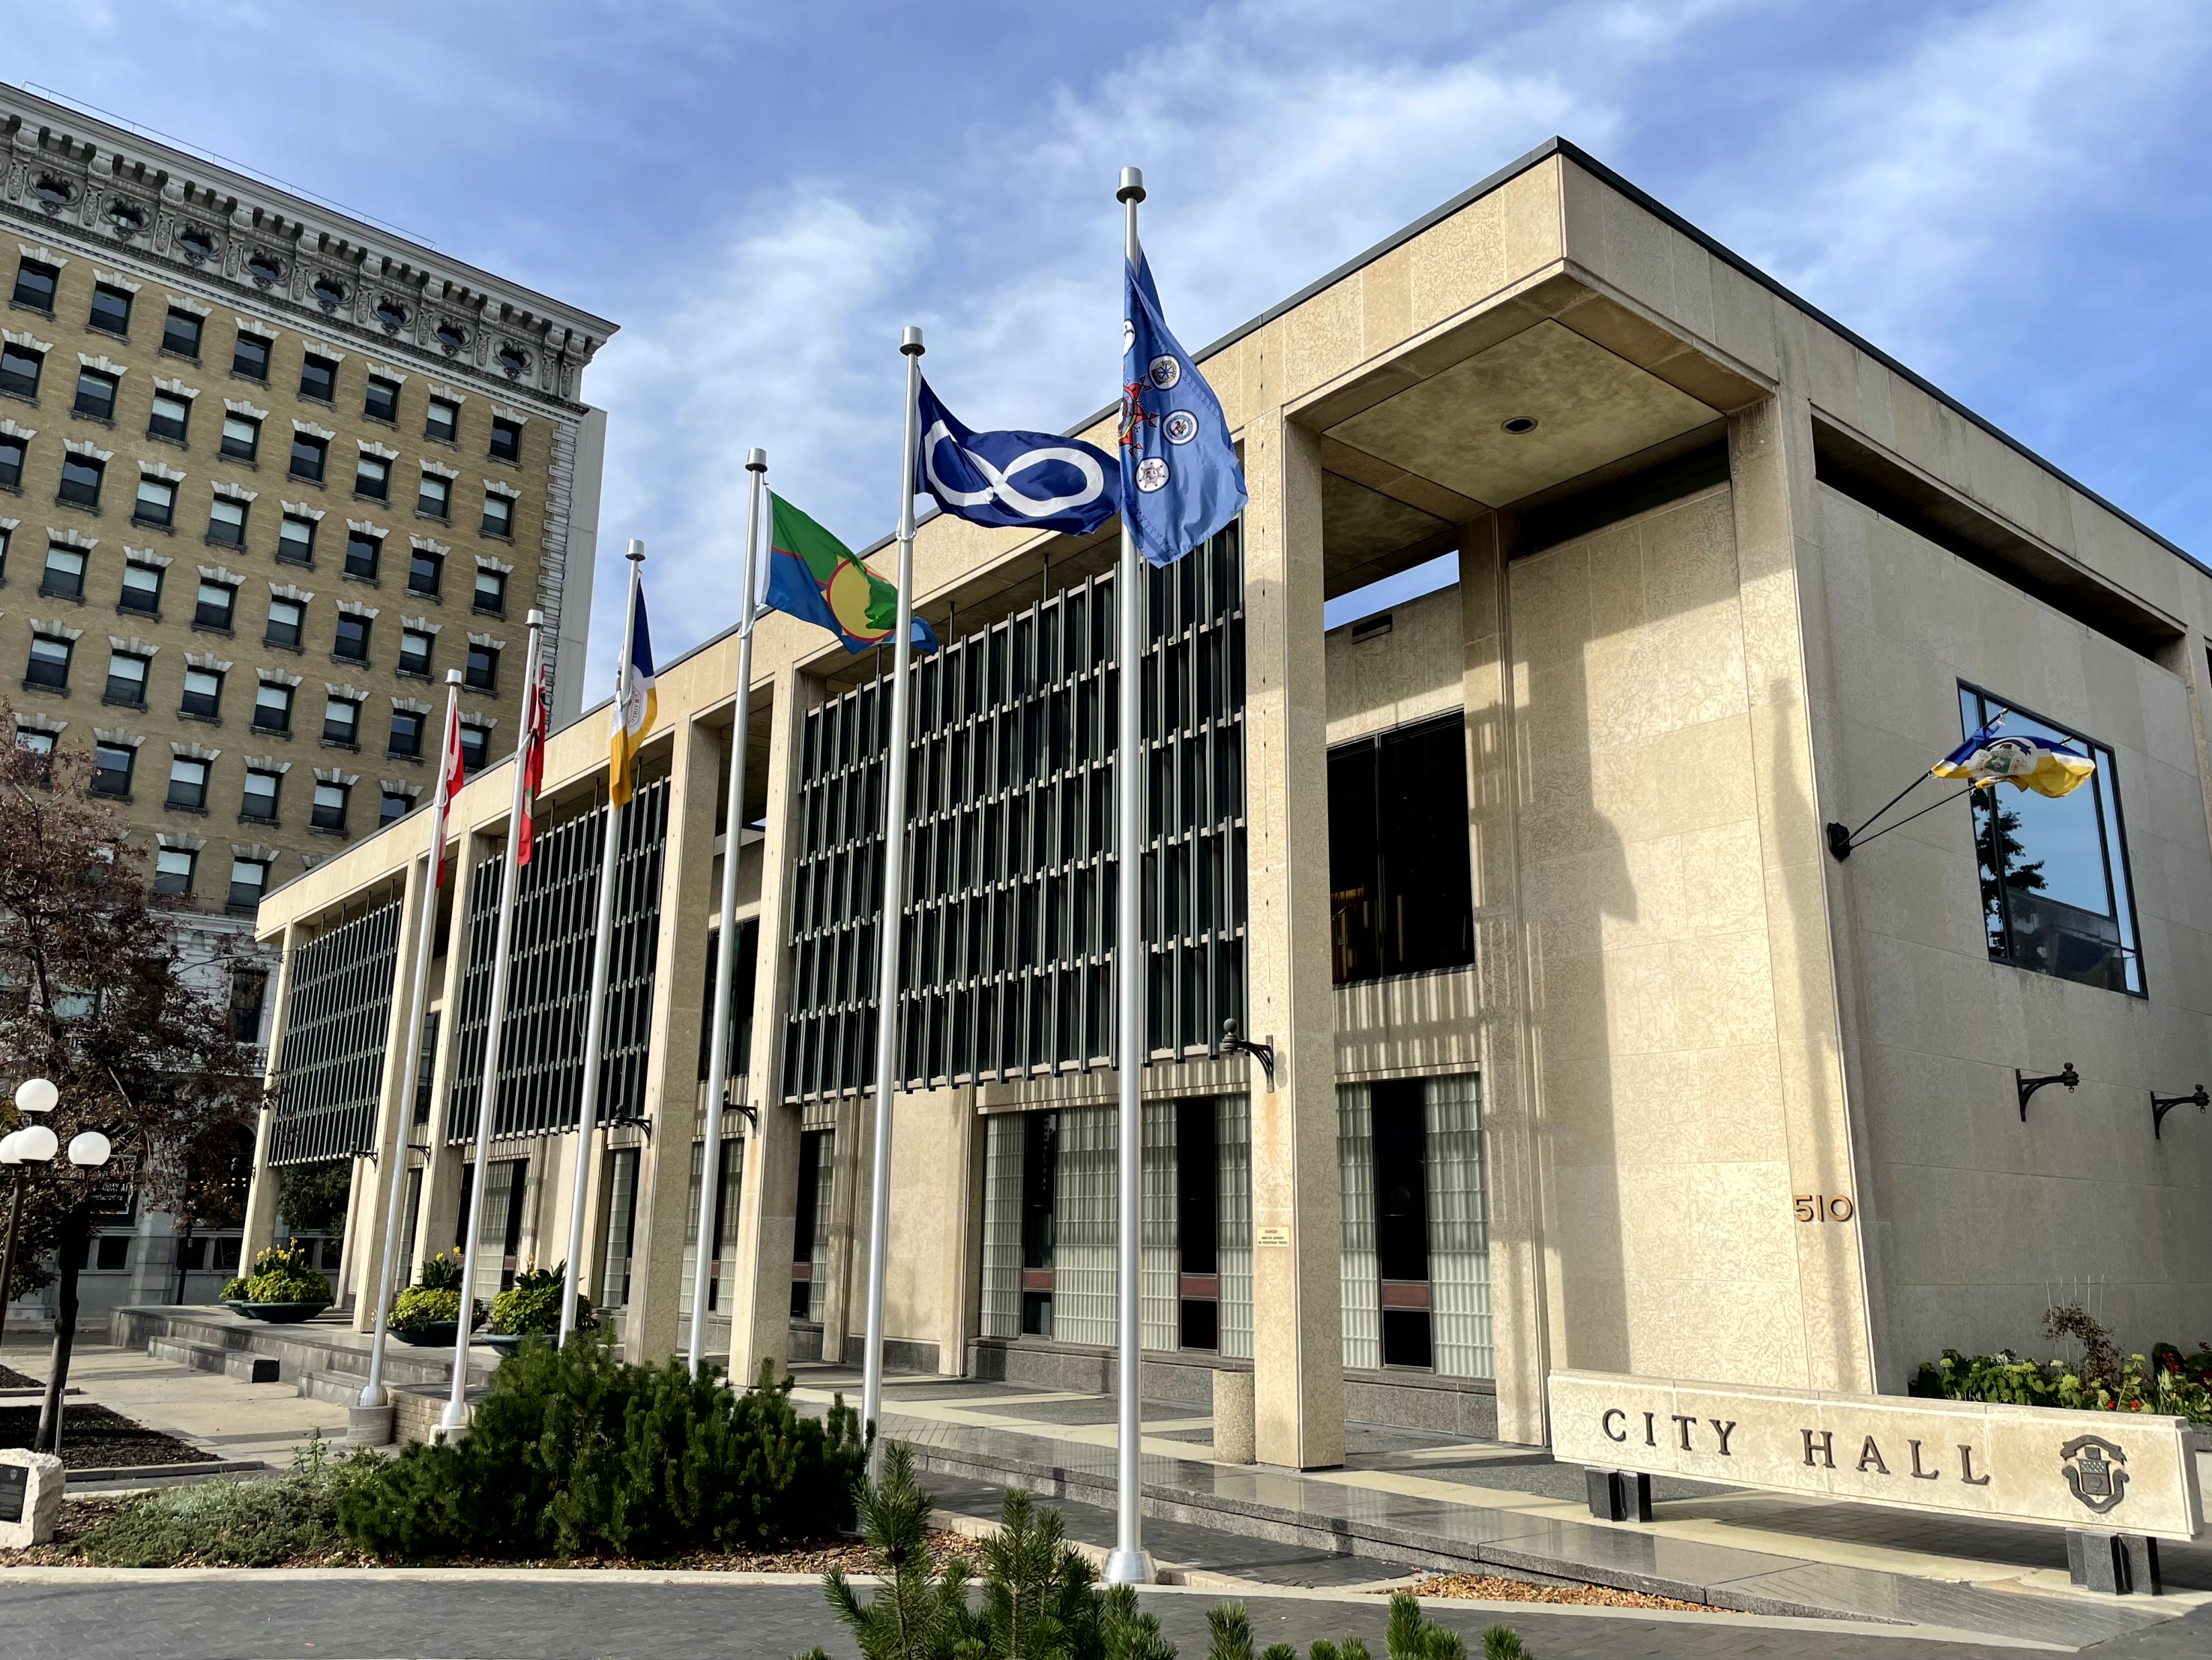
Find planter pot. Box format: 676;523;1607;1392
239;1301;331;1325
222;1300;253;1317
393;1321;460;1349
480;1332;555;1359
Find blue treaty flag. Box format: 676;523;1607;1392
1120;253;1245;566
914;377;1118;535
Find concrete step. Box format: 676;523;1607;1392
296;1368;368;1408
148;1335;280;1383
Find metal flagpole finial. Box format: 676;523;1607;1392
901;325;925;357
746;447;768;473
1118;166;1145;203
626;538;645;562
527;608;545;628
444;667;462;685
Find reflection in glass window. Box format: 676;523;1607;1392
1327;714;1475;984
1960;685;2142;996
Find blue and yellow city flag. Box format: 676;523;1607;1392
761;490;938;655
1932;719;2095;799
607;581;657;807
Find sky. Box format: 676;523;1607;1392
8;1;2211;689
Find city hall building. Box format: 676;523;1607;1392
240;140;2212;1463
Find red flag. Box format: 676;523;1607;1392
517;651;550;866
432;698;465;888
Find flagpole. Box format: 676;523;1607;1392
360;667;464;1420
690;449;770;1378
1105;164;1154;1589
441;610;546;1436
860;326;926;1464
560;542;647;1347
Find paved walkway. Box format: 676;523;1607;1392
786;1363;2211;1650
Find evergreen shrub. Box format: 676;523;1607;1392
76;1436;370;1566
336;1341;866;1561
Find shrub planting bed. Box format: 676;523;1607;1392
0;1401;213;1470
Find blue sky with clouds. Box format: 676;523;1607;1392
10;1;2211;687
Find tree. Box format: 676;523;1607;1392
0;730;265;1449
276;1159;351;1234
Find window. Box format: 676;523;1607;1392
226;856;268;909
312;275;346;310
0;435;23;489
407;546;442;596
94;1236;130;1272
322;696;361;746
241;769;280;822
278;514;315;565
41;543;86;598
11;259;57;311
247;251;282;286
289;432;327;483
388;707;424;757
1019;1110;1058;1336
489;416;521;463
397;628;432;676
265;597;304;649
298;353;337;402
0;343;44;398
230;331;270;382
156;844;197;891
354;453;390;500
465;641;499;691
1328;714;1474;984
166;757;209;811
91;741;132;796
73;368;118;421
364;376;399;423
119;561;163;615
194;580;236;631
103;650;148;706
220;412;260;461
459;723;488;772
375;298;408;331
334;613;370;663
345;528;382;580
310;780;348;831
480;493;513;538
162;308;203;359
253;681;293;733
1371;1079;1433;1368
24;634;70;688
207;496;247;547
416;471;450;519
380;788;412;826
88;283;133;336
134;475;175;526
148;390;190;442
58;454;103;508
14;726;53;757
1961;685;2144;996
425;397;458;442
181;667;223;719
473;566;507;615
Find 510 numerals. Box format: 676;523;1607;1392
1794;1194;1854;1222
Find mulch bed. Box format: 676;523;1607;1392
0;1403;216;1470
1405;1571;1707;1611
0;1362;40;1388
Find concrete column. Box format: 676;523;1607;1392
239;920;307;1267
623;721;721;1363
1459;515;1548;1445
818;1094;864;1364
730;665;813;1383
351;852;433;1331
1239;396;1344;1470
935;1084;982;1377
418;833;491;1273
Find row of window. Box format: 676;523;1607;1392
0;421;518;542
11;256;525;462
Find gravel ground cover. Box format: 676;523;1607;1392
0;1402;214;1469
1405;1570;1708;1611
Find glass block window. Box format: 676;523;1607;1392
271;897;402;1164
980;1112;1024;1340
599;1146;640;1309
1140;1100;1178;1353
677;1136;744;1320
1425;1074;1491;1380
1216;1094;1253;1361
1050;1105;1117;1349
1337;1084;1379;1371
781;526;1246;1102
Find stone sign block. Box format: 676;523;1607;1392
1549;1369;2205;1540
0;1449;64;1548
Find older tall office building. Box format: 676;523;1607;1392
0;82;614;1318
245;141;2212;1459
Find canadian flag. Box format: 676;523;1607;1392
432;697;465;888
517;651;551;866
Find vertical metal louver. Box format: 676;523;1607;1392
271;897;402;1164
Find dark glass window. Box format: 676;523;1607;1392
459;724;487;771
1176;1098;1219;1352
408;547;442;595
220;413;260;461
398;628;432;676
119;562;162;614
194;580;235;631
474;567;507;614
133;476;175;526
289;433;327;483
345;529;381;580
379;789;411;826
25;635;70;688
231;332;270;382
0;344;43;399
253;682;292;733
417;472;450;519
334;613;370;662
789;1128;828;1319
167;757;210;811
1962;685;2143;996
489;416;521;462
364;376;399;424
310;781;347;831
103;650;148;705
298;354;337;402
0;436;25;489
322;697;360;746
229;967;269;1041
1019;1110;1057;1337
425;397;458;442
241;769;280;820
355;454;390;500
12;259;58;311
227;857;268;909
58;454;103;508
154;847;195;896
480;493;513;538
1328;714;1474;984
162;309;203;358
1372;1079;1432;1369
181;667;222;718
88;283;133;336
388;708;424;757
278;515;316;565
148;391;190;442
41;544;86;598
91;741;133;796
207;496;247;547
73;369;118;421
265;600;304;649
465;642;498;691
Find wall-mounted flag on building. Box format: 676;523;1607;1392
760;490;939;655
608;580;657;808
1932;720;2096;799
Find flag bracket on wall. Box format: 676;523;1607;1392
1220;1019;1276;1094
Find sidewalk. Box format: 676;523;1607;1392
787;1362;2211;1650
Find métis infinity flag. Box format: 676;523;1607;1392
1932;719;2095;799
914;376;1118;535
1121;252;1245;566
607;580;657;808
761;490;939;655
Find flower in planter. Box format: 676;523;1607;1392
488;1260;589;1338
391;1254;486;1331
242;1243;333;1306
